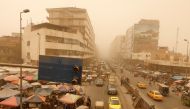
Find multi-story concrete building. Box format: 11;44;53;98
0;33;21;63
47;7;95;54
125;19;159;60
22;7;96;65
110;35;126;59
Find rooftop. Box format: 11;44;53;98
31;23;77;34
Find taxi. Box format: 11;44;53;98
137;82;147;89
147;90;163;101
108;97;121;109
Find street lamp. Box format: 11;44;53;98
184;39;189;79
37;33;42;66
184;39;189;62
20;9;30;109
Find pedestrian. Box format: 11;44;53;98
87;96;91;109
120;77;123;86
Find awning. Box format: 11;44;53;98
59;93;81;104
35;88;53;96
0;88;19;99
4;75;19;82
0;96;26;107
185;82;190;88
26;94;46;103
171;76;183;80
1;83;18;89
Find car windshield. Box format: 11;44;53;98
111;100;120;105
109;85;116;88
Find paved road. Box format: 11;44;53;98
83;72;133;109
116;68;190;109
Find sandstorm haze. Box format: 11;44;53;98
0;0;190;57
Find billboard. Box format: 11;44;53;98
38;55;82;84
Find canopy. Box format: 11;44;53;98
58;84;76;93
0;96;26;107
35;88;53;96
47;82;60;85
4;75;19;82
24;75;36;81
73;85;85;95
185;82;190;88
26;94;46;103
174;80;184;83
59;93;81;104
31;82;41;86
41;85;58;91
76;105;89;109
154;71;161;75
0;88;19;99
1;83;18;89
11;79;28;85
22;83;32;90
171;76;183;80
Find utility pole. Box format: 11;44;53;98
175;27;179;53
184;39;189;78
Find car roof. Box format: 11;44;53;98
110;97;119;100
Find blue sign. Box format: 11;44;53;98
38;55;82;84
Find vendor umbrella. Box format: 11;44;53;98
24;75;36;81
73;85;85;95
22;83;32;90
59;93;81;104
11;79;28;85
171;76;183;80
76;105;89;109
31;82;41;86
35;88;53;96
58;85;68;92
26;94;46;103
4;75;19;82
0;96;26;107
174;80;184;83
186;82;190;88
1;83;18;89
42;85;58;91
0;88;19;99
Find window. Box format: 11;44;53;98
27;52;30;59
27;41;30;46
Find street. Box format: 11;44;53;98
83;71;132;109
116;68;190;109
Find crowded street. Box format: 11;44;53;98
1;0;190;109
113;64;190;109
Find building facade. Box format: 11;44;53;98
47;7;95;54
22;7;96;65
0;34;21;63
22;23;94;65
125;19;159;60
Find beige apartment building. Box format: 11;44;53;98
22;7;96;65
0;33;20;63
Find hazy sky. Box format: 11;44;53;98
0;0;190;56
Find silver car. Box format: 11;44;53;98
107;84;117;95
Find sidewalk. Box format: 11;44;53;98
115;75;134;109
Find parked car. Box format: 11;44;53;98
107;84;117;95
95;78;104;86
